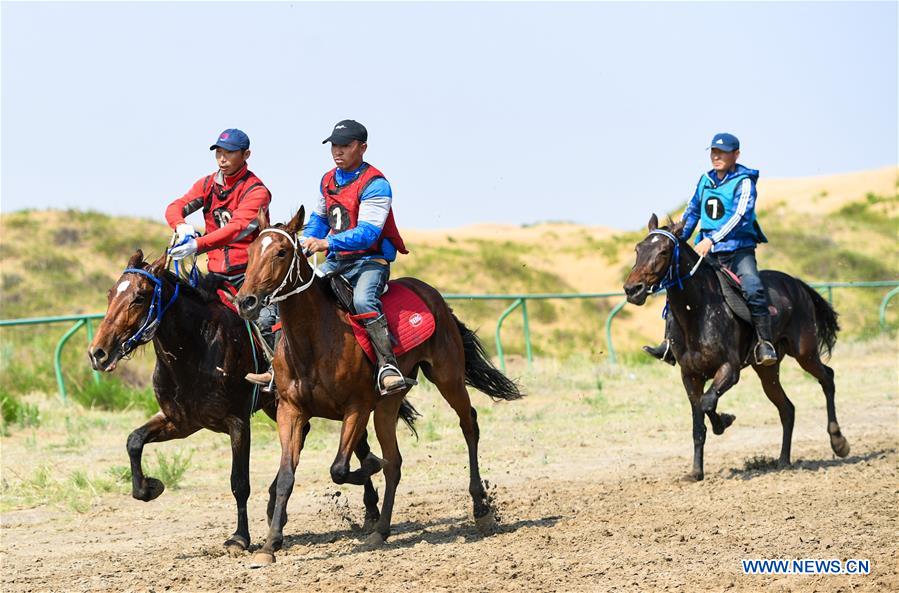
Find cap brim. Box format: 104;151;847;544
706;144;738;152
210;142;245;151
322;134;360;145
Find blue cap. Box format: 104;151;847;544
708;132;740;152
210;129;250;151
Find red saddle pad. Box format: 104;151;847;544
217;283;240;315
347;281;436;363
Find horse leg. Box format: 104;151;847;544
682;375;707;481
363;397;404;548
223;417;252;556
796;352;849;457
428;370;494;533
330;407;377;486
699;362;740;413
266;421;309;529
126;412;198;501
353;429;382;532
753;362;795;466
252;404;308;568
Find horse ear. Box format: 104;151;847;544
647;214;659;231
148;253;167;275
671;218;686;237
127;249;144;268
256;207;270;230
285;205;306;235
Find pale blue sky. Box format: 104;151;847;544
2;1;896;230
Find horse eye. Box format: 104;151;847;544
133;294;147;304
277;249;287;257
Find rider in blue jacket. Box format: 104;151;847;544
644;133;778;366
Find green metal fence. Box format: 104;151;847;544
1;281;897;400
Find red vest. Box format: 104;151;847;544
320;164;408;260
200;169;270;274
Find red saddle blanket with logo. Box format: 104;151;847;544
347;281;436;363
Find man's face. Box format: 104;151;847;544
215;147;250;176
710;148;739;175
330;140;366;172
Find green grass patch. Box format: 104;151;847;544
70;377;158;415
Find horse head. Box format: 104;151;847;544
237;205;312;321
89;249;167;371
623;214;688;305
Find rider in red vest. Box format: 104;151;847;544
300;119;414;396
166;129;279;380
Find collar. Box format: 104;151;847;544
334;162;368;185
706;164;739;186
214;164;250;187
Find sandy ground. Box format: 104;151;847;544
2;338;896;593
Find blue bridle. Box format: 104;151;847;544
119;267;180;355
646;229;703;294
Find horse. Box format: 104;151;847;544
88;249;384;555
235;206;523;567
623;214;849;481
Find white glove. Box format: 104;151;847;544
168;237;198;261
175;223;196;242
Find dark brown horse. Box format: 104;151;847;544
88;250;382;554
236;207;523;567
623;215;849;481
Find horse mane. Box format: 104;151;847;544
131;260;222;305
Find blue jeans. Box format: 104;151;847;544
319;258;390;317
711;248;770;318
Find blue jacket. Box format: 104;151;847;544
681;163;767;253
301;163;397;261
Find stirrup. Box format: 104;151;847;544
753;341;778;366
376;364;417;397
642;340;675;366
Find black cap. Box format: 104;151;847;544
322;120;368;145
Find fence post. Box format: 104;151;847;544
494;299;523;373
54;319;86;402
880;286;899;330
605;299;629;365
521;299;533;369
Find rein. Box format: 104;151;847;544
647;229;704;294
258;227;319;306
120;267;180;355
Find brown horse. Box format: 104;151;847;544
623;215;849;481
88;250;383;554
236;207;523;567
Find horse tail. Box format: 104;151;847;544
398;398;420;438
800;280;840;359
453;315;524;401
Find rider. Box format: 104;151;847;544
299;119;413;396
643;132;778;367
164;129;280;380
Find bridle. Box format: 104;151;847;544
256;227;319;306
646;229;704;294
118;267;179;355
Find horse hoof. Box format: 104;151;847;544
713;413;736;435
475;511;497;535
224;535;249;557
361;453;383;476
360;532;386;550
133;478;165;502
831;435;850;458
249;551;276;568
362;516;379;534
680;471;703;483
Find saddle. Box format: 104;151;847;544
711;264;752;324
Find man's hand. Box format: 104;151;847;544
175;223;196;242
299;237;329;255
696;237;714;257
169;237;198;260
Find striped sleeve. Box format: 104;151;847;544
710;178;754;243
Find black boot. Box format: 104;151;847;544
364;314;417;396
752;315;778;366
642;340;676;366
